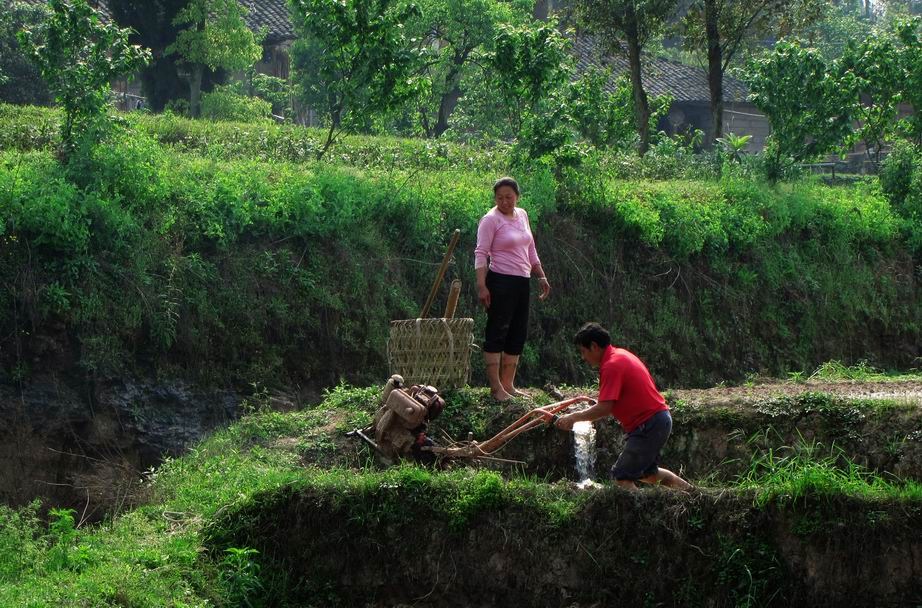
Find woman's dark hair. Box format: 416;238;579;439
493;176;520;195
574;322;611;349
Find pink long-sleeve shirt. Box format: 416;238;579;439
474;207;541;278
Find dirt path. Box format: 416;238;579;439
671;379;922;407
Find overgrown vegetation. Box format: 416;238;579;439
0;104;918;390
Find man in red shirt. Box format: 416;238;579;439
555;323;690;491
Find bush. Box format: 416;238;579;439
200;89;272;123
880;141;919;208
879;141;922;255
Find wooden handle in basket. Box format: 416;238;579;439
420;229;460;318
443;279;461;318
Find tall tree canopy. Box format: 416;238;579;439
108;0;189;111
403;0;530;137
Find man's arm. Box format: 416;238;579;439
555;400;614;431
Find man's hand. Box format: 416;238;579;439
554;413;575;431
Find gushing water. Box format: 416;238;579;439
573;421;600;489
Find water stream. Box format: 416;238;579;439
572;420;601;489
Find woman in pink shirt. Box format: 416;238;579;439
474;177;551;401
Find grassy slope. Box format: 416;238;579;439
2;105;919;390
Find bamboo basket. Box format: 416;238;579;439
387;317;474;389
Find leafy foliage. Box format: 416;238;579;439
567;70;638;150
894;17;922;145
839;27;906;165
200;87;273;122
402;0;530;138
168;0;264;116
486;21;572;135
575;0;678;155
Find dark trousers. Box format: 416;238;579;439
483;271;530;355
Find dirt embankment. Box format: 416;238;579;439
209;480;922;607
438;380;922;485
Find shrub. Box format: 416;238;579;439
200;89;272;123
879;140;918;206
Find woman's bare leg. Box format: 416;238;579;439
485;351;511;401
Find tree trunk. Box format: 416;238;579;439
705;0;723;147
533;0;549;20
190;63;203;117
433;84;462;138
432;50;468;138
626;29;650;156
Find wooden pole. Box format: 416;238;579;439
420;229;460;319
443;279;462;318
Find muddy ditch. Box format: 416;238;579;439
0;373;242;518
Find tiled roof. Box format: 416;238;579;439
572;33;750;104
239;0;296;44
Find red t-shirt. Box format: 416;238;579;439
598;345;669;433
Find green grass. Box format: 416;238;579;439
807;359;922;382
734;436;922;507
2;104;920;389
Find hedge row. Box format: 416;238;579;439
0;103;508;172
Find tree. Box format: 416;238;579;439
404;0;529;137
895;17;922;145
838;32;903;166
289;0;421;159
486;21;572;135
17;0;150;161
0;2;52;105
743;40;857;178
575;0;678;155
167;0;264;117
681;0;833;147
108;0;189;111
568;69;670;149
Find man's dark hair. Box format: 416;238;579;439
493;176;520;195
574;322;611;349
